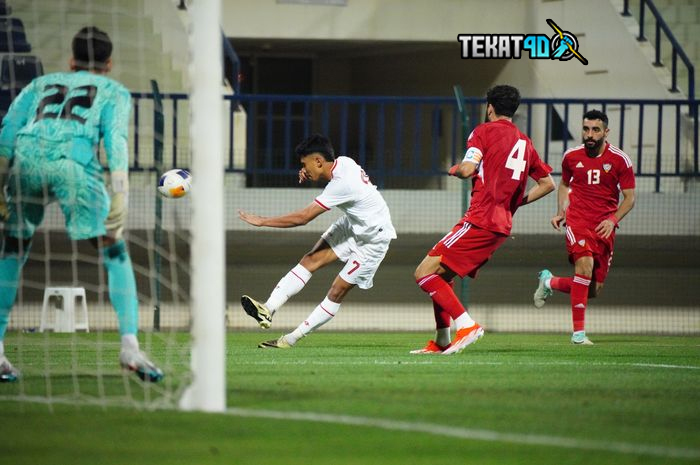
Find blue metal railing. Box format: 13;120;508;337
130;93;700;193
622;0;695;100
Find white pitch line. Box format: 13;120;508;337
1;395;697;459
225;407;700;460
233;359;700;370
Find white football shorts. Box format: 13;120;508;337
321;216;392;290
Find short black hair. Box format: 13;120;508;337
72;26;113;71
295;134;335;162
486;85;521;118
583;109;608;128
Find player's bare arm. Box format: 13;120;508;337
595;187;635;239
551;180;570;230
520;174;556;206
238;202;326;228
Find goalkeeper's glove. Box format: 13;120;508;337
105;171;129;239
0;194;8;222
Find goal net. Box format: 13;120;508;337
0;0;225;410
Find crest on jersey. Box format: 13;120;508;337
575;161;584;168
603;163;612;172
578;239;586;246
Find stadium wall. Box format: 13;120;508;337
34;177;700;236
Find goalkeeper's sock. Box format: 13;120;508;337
121;333;139;352
571;274;591;332
284;296;340;345
550;276;572;294
102;240;139;336
0;255;26;340
265;263;312;315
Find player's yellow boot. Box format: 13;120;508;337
258;335;292;349
241;295;273;329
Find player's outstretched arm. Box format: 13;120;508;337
238;202;326;228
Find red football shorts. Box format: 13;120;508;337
565;225;616;283
429;221;508;279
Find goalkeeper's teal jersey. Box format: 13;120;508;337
0;70;131;173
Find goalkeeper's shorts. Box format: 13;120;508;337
5;147;109;241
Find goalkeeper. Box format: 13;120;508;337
0;27;162;382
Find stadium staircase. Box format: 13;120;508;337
617;0;698;191
642;0;699;98
620;0;697;99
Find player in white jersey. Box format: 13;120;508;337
239;134;396;348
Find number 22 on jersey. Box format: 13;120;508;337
35;84;97;124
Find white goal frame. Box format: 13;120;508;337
178;0;226;412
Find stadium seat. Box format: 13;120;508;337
0;18;31;53
0;2;11;17
0;54;43;90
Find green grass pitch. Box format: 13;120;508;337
1;332;699;464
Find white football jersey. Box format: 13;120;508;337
314;156;396;243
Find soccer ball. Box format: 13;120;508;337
158;169;191;198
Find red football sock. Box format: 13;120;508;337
571;274;591;332
417;274;465;321
433;280;454;329
550;276;572;294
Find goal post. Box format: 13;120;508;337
178;0;226;412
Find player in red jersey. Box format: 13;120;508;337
412;85;556;355
533;110;636;345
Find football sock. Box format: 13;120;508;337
417;274;473;324
550;276;572;294
433;279;453;344
454;312;476;329
0;252;28;341
285;296;340;345
433;279;454;327
103;241;139;336
0;340;4;356
265;263;312;315
435;327;451;347
571;274;591;332
121;333;139;352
